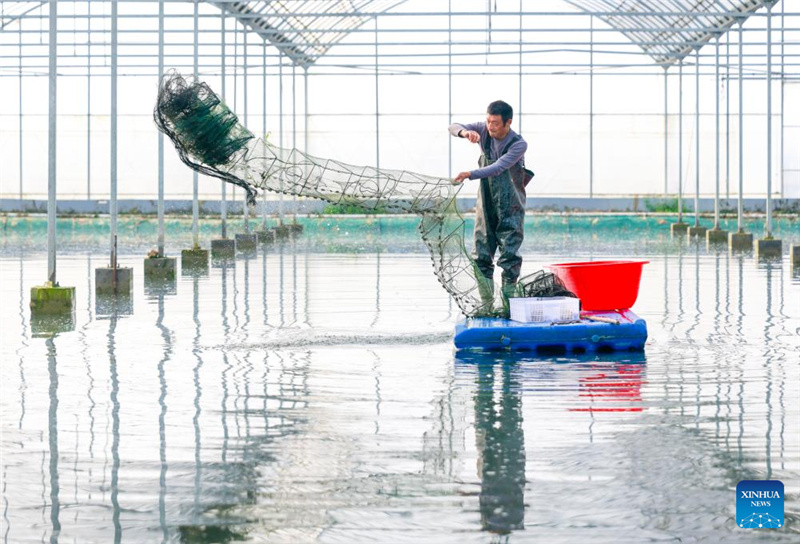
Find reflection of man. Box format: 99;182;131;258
450;100;528;312
473;361;526;533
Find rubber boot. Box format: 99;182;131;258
500;282;518;318
476;275;495;316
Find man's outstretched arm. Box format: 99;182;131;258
449;122;481;144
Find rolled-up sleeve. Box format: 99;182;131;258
448;123;465;137
470;139;527;180
449;122;484;138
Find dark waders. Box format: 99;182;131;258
473;135;527;314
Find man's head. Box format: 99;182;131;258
486;100;513;140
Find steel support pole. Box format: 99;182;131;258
589;16;594;198
766;2;774;237
47;0;57;283
221;10;227;238
725;30;730;200
664;66;668;196
518;0;523;133
192;0;199;248
737;21;744;232
303;67;309;176
302;69;309;160
292;64;297;221
278;51;284;224
678;60;684;222
111;0;118;269
263;40;268;230
87;0;91;201
780;0;785;198
694;48;700;227
714;35;720;229
19;22;23;204
232;22;238;207
243;27;249;233
448;1;452;178
157;0;165;256
375;16;380;171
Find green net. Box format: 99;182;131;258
155;71;257;203
155;71;573;318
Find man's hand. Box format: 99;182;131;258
460;130;480;144
453;171;472;184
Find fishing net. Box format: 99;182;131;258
514;270;576;299
155;71;573;318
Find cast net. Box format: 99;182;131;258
155;71;574;318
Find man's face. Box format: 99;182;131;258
486;114;512;139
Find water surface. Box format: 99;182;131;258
1;218;799;542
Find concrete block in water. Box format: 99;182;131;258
144;256;176;280
256;230;276;244
235;233;258;252
756;238;782;261
30;282;75;313
670;222;688;236
688;225;707;238
273;224;293;239
706;228;729;247
182;248;209;272
729;232;753;253
95;267;133;295
211;239;236;258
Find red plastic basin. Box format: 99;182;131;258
547;260;649;311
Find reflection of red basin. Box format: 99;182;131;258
569;364;645;413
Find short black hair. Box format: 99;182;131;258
487;100;513;123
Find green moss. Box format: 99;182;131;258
30;284;75;313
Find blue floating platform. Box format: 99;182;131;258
454;309;647;353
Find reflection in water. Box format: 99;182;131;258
292;239;298;325
458;353;526;534
155;290;172;544
454;351;650;536
192;276;203;512
262;245;269;327
47;338;61;544
1;244;798;543
106;313;121;544
736;255;745;470
95;293;133;318
2;464;8;543
80;264;98;509
17;255;28;431
568;363;645;413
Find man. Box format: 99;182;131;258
450;100;529;313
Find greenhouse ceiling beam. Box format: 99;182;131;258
563;0;766;64
3;45;796;61
3;69;797;79
5;50;798;63
205;1;406;67
6;9;792;20
4;63;795;74
0;1;46;31
7;24;798;37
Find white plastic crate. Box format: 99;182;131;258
509;296;580;324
